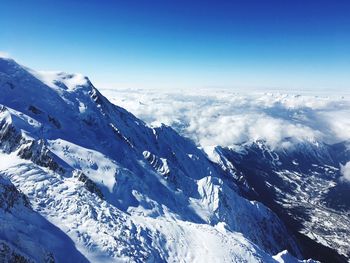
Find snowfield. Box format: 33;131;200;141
0;56;327;263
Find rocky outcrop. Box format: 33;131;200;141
73;170;104;199
0;241;34;263
17;140;63;173
0;175;30;211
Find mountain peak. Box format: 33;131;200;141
0;59;319;262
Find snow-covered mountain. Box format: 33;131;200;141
213;139;350;262
100;85;350;263
0;57;317;262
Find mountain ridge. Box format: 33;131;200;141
0;57;317;262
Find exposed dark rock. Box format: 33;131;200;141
0;122;22;153
1;81;15;90
143;151;170;178
0;241;34;263
0;107;23;153
17;140;64;174
73;171;104;199
28;105;42;115
47;115;61;129
0;240;56;263
0;175;31;211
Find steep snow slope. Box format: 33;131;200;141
0;166;88;263
101;87;350;263
0;57;315;262
213;140;350;262
0;153;294;263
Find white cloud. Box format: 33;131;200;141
340;162;350;182
101;88;350;149
0;51;11;58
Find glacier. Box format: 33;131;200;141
0;56;319;262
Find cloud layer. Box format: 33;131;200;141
101;88;350;149
0;51;10;58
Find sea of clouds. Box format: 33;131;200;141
101;88;350;151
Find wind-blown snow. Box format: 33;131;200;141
31;70;89;92
101;88;350;149
0;51;10;59
340;162;350;182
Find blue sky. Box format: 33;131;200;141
1;0;350;90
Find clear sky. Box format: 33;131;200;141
1;0;350;90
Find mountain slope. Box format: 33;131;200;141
0;57;317;262
0;171;88;263
214;139;350;262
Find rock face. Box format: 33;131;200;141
0;57;316;262
0;174;30;212
215;140;350;262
